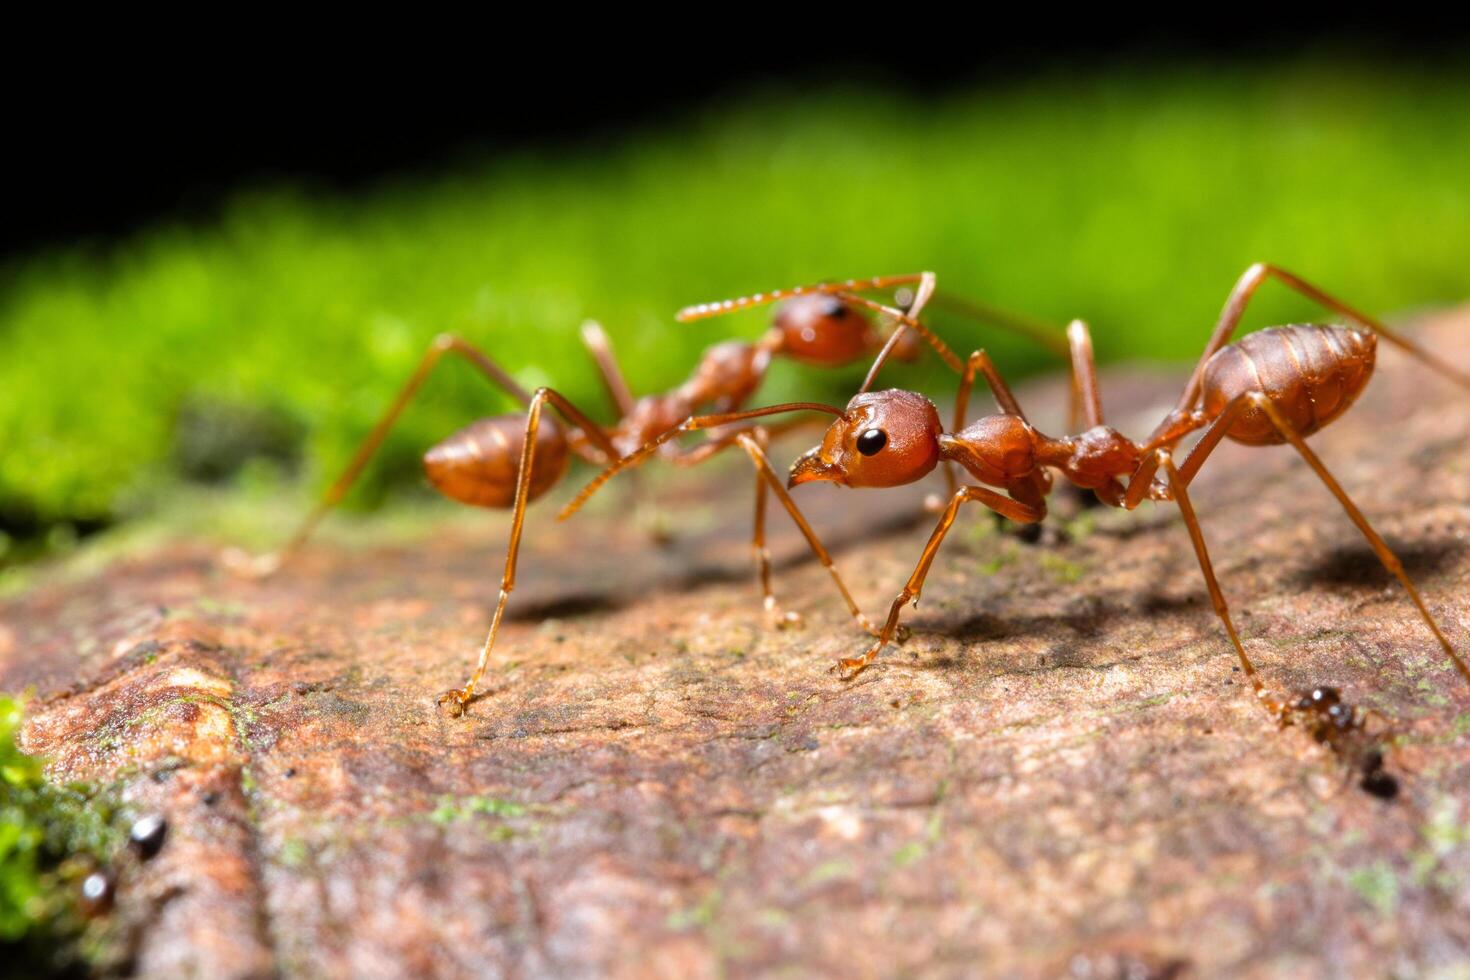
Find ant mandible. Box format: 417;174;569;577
579;264;1470;706
225;273;1064;716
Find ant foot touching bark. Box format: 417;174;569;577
765;604;804;630
436;687;475;719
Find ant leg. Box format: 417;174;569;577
954;350;1028;425
1153;449;1265;695
437;386;604;717
1059;319;1115;510
1245;394;1470;689
579;320;669;536
1066;320;1105;428
928;290;1070;357
948;348;1041;533
747;429;796;628
221;334;603;578
1155;392;1470;694
1119;394;1236;510
665;415;821;470
848;271;944;390
845;286;967;383
1175;263;1470;415
571;416;873;634
580;320;637;418
836;486;1042;678
734;432;877;636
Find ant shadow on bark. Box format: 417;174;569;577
906;588;1205;678
500;502;931;623
1290;538;1464;591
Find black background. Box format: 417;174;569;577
5;23;1465;262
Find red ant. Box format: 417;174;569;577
225;273;1064;716
578;264;1470;709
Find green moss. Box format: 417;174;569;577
665;889;721;931
277;838;309;869
428;794;526;825
802;858;855;887
0;695;127;973
890;841;927;868
1345;861;1400;916
5;60;1470;540
1039;553;1087;585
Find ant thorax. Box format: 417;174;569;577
614;395;695;458
1046;425;1143;491
677;341;770;411
942;414;1042;488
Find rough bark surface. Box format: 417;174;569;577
6;309;1470;979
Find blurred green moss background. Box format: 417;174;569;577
3;61;1469;544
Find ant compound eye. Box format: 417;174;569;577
856;428;888;456
823;296;848;318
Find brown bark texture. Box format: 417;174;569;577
5;308;1470;979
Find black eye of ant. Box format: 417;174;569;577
822;297;848;319
856;428;887;456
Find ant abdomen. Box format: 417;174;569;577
423;415;571;508
1202;324;1377;445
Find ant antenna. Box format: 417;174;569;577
675;274;928;322
558;402;845;521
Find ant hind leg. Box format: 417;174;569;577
222;333;556;579
1175;263;1470;417
1247;394;1470;690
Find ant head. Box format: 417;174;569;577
769;294;878;367
788;389;943;489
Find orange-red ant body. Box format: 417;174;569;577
227;274;1064;715
584;264;1470;713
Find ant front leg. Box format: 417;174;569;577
733;431;877;637
558;402;879;640
1065;320;1105;430
580;320;637;418
1060;320;1112;511
747;428;802;630
948;348;1048;538
836;485;1042;679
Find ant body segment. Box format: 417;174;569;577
583;264;1470;713
226;274;1064;715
